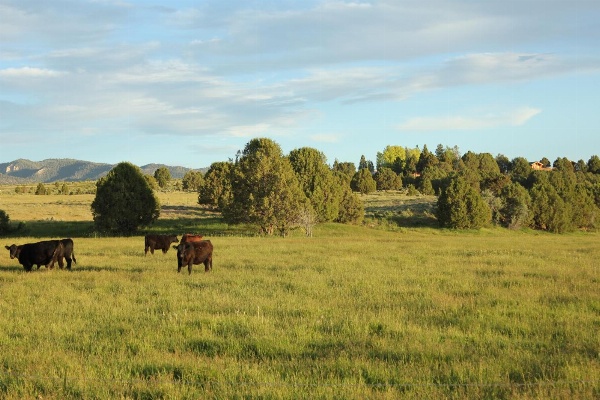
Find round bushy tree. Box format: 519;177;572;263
530;181;571;233
182;170;204;191
351;168;376;194
198;161;233;210
91;162;160;235
373;167;402;191
498;182;533;229
436;175;491;229
154;167;171;189
289;147;342;222
224;138;307;236
335;185;364;224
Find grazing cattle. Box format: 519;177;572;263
173;240;213;274
56;238;77;270
5;241;63;271
145;234;178;255
179;233;203;244
5;238;76;270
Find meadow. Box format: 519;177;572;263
0;186;598;399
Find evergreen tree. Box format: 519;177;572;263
91;162;160;235
587;155;600;174
418;175;435;195
416;144;438;173
144;175;159;190
530;181;571;233
35;183;48;195
224;138;307;236
373;167;402;191
0;210;11;235
571;183;598;230
154;167;171;189
332;160;356;184
198;162;233;210
351;168;376;194
182;170;204;191
510;157;532;186
436;175;491;229
495;154;511;174
335;185;364;224
289;147;342;222
498;182;533;229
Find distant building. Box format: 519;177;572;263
531;161;554;171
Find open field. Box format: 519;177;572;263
0;187;599;398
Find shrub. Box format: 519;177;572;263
436;175;491;229
91;162;160;235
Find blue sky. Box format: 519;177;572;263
1;0;599;169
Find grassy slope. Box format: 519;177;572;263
0;188;598;399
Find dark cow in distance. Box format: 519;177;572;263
179;233;203;244
6;241;63;271
5;238;77;271
173;240;213;274
145;234;178;255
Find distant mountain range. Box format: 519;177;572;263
0;158;202;184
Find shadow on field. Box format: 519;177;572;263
160;205;211;218
3;221;94;238
0;264;26;272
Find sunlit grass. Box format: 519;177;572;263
0;189;598;398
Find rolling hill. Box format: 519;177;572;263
0;158;200;184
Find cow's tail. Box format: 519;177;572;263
72;251;77;264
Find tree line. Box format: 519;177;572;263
2;138;599;236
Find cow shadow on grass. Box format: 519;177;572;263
0;264;26;272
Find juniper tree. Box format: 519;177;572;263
224;138;307;236
436;174;491;229
91;162;160;235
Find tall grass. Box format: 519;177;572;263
0;190;598;398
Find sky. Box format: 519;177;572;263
1;0;599;169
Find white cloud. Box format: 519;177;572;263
0;67;64;78
397;107;542;132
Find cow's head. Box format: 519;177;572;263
169;235;179;244
5;244;21;259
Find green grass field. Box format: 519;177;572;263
0;187;598;399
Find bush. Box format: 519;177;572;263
436;175;491;229
91;162;160;235
498;182;533;229
351;168;376;194
0;210;10;235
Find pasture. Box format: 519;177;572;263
0;187;598;399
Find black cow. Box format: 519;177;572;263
5;240;64;272
5;238;76;271
173;240;213;274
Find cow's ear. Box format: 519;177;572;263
4;245;10;250
172;245;178;250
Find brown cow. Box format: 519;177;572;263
173;240;213;274
145;234;178;255
179;233;203;244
